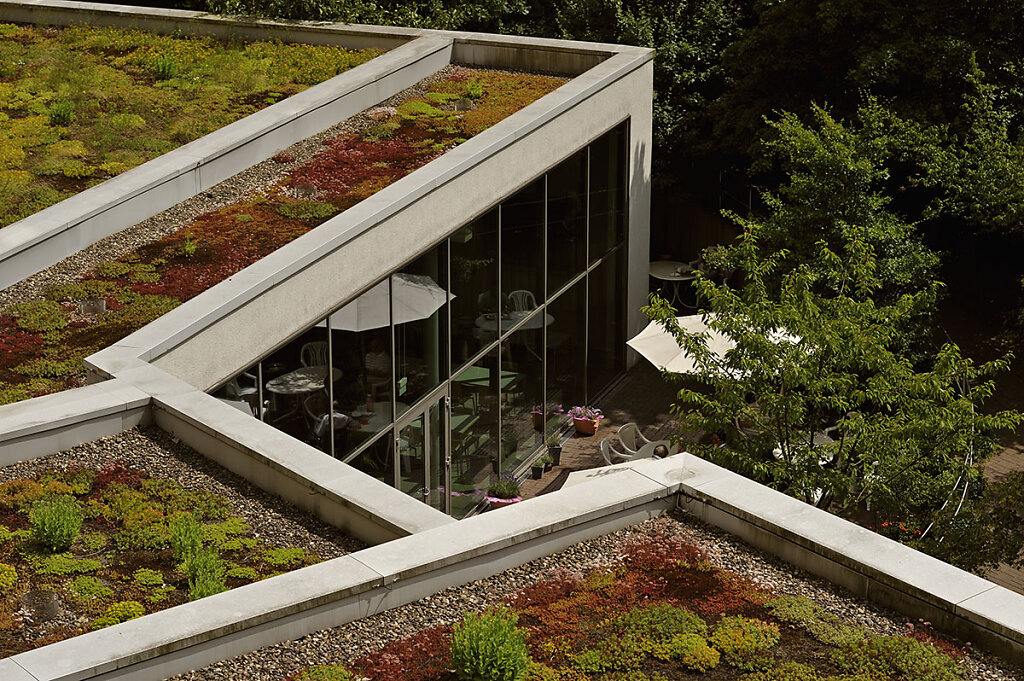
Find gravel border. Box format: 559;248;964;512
168;509;1022;681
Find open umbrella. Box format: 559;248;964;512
627;314;798;375
320;274;453;331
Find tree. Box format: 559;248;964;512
646;108;1024;573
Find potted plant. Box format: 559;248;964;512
531;454;552;479
568;405;603;436
546;431;563;466
484;473;522;509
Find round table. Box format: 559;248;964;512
474;310;554;334
265;366;342;422
648;260;696;308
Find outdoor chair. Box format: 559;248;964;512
303;394;351;454
300;341;329;367
600;438;629;466
617;422;653;455
223;372;263;416
508;289;538;313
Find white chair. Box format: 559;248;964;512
300;341;329;367
223;372;262;416
600;438;629;466
508;290;537;313
617;422;653;455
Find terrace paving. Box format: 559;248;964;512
518;360;685;499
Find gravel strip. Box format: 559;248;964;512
0;64;466;311
0;426;364;558
168;509;1022;681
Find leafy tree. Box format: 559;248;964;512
646;109;1024;573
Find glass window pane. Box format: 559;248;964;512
451;208;499;371
546;279;586;414
260;321;333;450
399;413;427;502
214;362;262;419
547;150;588;294
589;123;627;262
346;430;396;489
501;178;545;331
327;279;393;459
500;311;546;473
394;243;448;419
587;248;625;398
450;351;499;518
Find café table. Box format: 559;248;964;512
265;365;342;422
648;260;696;308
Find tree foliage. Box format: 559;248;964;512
646;110;1024;572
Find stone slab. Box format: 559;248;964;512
957;585;1024;643
0;380;148;442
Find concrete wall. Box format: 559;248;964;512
0;380;149;467
104;47;654;391
0;1;455;289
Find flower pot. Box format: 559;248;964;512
548;445;562;466
532;412;545;430
531;465;544;480
573;417;600;436
484;494;521;510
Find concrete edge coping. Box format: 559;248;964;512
676;454;1024;646
5;464;675;681
97;47;650;365
152;386;454;536
0;31;451;267
0;379;149;443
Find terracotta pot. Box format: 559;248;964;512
573;417;600;436
484;495;522;510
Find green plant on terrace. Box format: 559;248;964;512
187;546;227;600
47;98;75;126
709;616;780;671
132;567;164;587
151;54;180;80
91;600;145;630
451;605;530;681
290;665;354;681
169;512;203;568
0;563;17;592
69;575;113;602
30;494;83;552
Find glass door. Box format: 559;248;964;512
396;386;449;513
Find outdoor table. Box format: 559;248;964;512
648;260;696;308
265;365;342;421
350;400;407;433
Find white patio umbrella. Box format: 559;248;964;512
627;314;799;375
320;274;453;331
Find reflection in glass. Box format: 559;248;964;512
588;248;625;397
451;208;499;371
547;150;588;294
324;279;393;459
215;362;263;418
450;350;499;518
346;430;396;488
546;278;586;413
501;179;544;333
589;123;627;262
394;244;448;419
500;311;545;473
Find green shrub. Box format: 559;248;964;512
709;616;780;671
30;552;101;575
169;512;203;567
832;634;965;681
114;507;169;550
187;547;227;600
91;600;145;629
0;563;17;592
466;78;483;99
70;575;113;602
277;200;336;220
765;595;865;648
132;568;164;587
30;494;83;551
80;531;108;552
451;606;530;681
225;563;258;580
741;662;825;681
151;54;180;80
147;586;175;604
290;665;354;681
654;633;719;671
48;98;75;126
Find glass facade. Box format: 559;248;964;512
213;122;629;518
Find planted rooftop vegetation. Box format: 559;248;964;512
0;427;354;656
0;22;383;228
0;66;566;406
284;526;972;681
